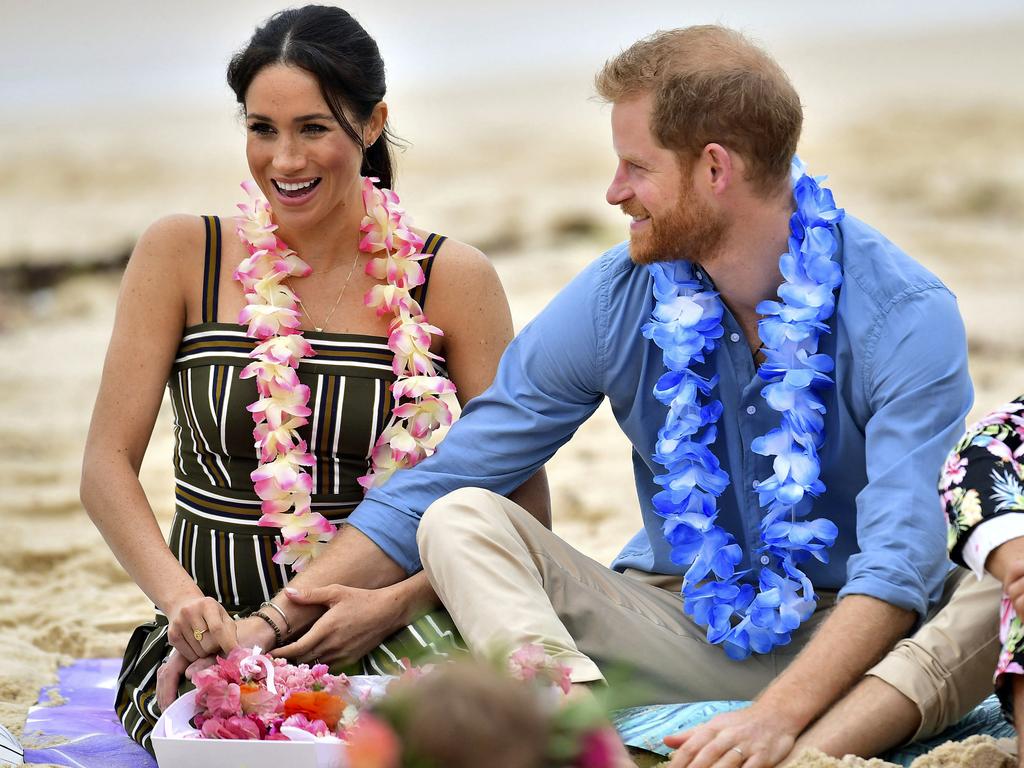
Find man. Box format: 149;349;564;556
272;26;999;767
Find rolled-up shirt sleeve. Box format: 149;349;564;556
346;256;609;573
839;287;973;617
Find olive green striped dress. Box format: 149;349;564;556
116;216;463;751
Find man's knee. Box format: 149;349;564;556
417;487;507;552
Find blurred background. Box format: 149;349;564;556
2;0;1023;741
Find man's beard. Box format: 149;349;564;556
626;184;726;267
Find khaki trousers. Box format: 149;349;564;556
417;487;1001;740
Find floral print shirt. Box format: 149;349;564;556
943;397;1024;717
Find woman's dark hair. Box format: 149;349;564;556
227;5;398;189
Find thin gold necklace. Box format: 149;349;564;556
293;250;362;333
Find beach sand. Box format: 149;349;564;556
3;21;1023;767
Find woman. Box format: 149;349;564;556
943;397;1024;764
81;5;548;751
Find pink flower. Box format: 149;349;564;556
234;249;278;290
246;381;312;429
939;453;967;490
508;644;573;695
273;249;312;278
357;443;407;490
364;283;418;318
971;401;1024;430
200;714;263;740
192;669;242;718
259;509;336;543
281;713;331;737
251;443;315;500
388;311;444;376
392;396;453;439
241;360;300;393
253;417;306;463
391;375;457;401
251;335;316;367
366;253;426;290
575;727;624;768
508;644;548;682
359;178;423;257
346;713;401;768
274;535;335;572
238;303;302;340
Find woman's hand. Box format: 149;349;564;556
167;595;238;663
156;651;218;712
272;584;409;665
234;614;280;652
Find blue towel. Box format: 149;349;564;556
612;696;1015;764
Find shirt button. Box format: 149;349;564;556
746;405;757;415
730;332;741;343
760;555;771;566
695;270;704;280
752;480;759;490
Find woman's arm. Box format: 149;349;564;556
81;215;237;660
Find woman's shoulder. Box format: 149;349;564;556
417;230;488;268
420;232;504;301
131;214;208;265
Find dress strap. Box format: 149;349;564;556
409;232;446;310
201;215;223;324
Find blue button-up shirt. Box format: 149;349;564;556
349;215;973;618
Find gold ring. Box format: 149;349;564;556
193;627;207;642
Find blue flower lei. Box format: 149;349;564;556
642;158;845;659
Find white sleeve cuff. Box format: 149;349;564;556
962;512;1024;578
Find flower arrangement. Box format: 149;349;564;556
183;645;622;768
190;646;359;741
233;178;456;571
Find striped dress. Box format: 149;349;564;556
116;216;463;751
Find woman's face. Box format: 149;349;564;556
244;64;381;231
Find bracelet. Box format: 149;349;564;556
253;610;283;646
260;601;291;634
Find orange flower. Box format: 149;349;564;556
345;714;401;768
282;691;345;730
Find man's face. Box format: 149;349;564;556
606;93;725;266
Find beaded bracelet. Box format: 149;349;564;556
253;610;283;646
260;601;291;634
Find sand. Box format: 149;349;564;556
3;20;1023;768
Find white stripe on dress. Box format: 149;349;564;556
309;374;324;491
182;370;217;485
254;536;271;603
220;368;235;479
210;530;224;603
207;367;231;485
169;390;186;476
228;532;240;606
366;381;382;459
333;376;346;494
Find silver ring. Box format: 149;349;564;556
731;746;745;757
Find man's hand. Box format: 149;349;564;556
272;584;408;665
665;703;798;768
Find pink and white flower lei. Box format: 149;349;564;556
234;178;456;571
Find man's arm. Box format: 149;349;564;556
667;596;913;767
251;252;613;644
